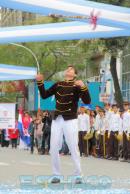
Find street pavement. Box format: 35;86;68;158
0;147;130;190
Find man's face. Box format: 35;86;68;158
90;111;95;116
95;106;100;112
80;107;85;114
123;104;129;111
113;106;118;113
25;113;29;117
64;66;76;79
43;112;48;117
99;111;104;117
105;104;110;110
32;116;37;121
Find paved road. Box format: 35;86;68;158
0;147;130;189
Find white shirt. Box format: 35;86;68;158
105;109;112;131
95;116;108;135
122;111;130;133
78;113;90;132
109;112;122;132
95;114;100;130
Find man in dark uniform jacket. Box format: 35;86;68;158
36;65;91;183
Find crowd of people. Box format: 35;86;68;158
0;126;19;148
0;101;130;163
0;110;52;155
78;102;130;162
29;110;52;155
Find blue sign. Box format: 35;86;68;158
34;81;56;111
88;82;104;109
79;82;104;110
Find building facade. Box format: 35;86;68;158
1;8;36;27
1;8;22;27
98;51;130;103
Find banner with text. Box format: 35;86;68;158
0;103;15;128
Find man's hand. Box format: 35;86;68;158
75;80;85;87
36;74;44;82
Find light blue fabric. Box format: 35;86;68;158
0;64;37;81
0;22;129;45
0;0;130;29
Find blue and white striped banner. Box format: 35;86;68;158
0;64;37;81
0;0;130;29
0;21;129;44
0;0;129;44
0;2;129;81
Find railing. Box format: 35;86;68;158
87;76;100;82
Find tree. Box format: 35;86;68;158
90;0;130;108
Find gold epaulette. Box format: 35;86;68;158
37;80;43;86
81;86;88;92
109;109;113;112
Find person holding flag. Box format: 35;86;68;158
9;120;19;149
18;109;31;149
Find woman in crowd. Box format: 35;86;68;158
41;111;52;155
9;121;19;149
35;115;43;154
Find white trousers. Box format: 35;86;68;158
50;116;81;176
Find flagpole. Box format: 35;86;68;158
10;43;41;109
10;43;40;72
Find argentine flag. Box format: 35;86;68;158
18;109;30;149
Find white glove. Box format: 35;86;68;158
108;131;111;138
97;130;100;135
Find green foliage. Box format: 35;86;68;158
92;0;130;6
0;39;99;80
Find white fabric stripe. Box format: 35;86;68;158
0;76;13;78
0;67;36;75
12;0;130;24
0;24;122;38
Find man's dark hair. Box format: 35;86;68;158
67;64;78;75
112;104;118;108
